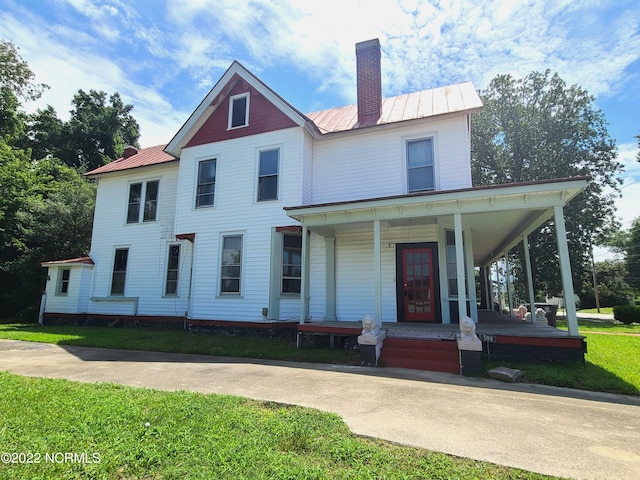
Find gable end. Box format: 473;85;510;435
186;74;298;147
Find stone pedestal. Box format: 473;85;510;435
358;331;387;366
457;336;483;376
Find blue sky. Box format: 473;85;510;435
1;0;638;237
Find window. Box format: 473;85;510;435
143;181;159;221
221;235;242;294
58;269;70;295
165;245;180;296
445;231;466;297
258;148;279;201
196;159;216;208
282;234;301;294
111;248;128;295
228;93;249;129
407;138;434;193
127;181;159;223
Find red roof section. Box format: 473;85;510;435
85;144;176;176
306;81;482;134
186;73;298;147
41;256;94;266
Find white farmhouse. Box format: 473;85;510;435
41;39;587;370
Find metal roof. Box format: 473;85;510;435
306;81;482;134
41;256;95;266
85;144;176;176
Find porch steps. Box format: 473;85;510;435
380;337;460;374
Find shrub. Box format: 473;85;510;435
613;305;640;325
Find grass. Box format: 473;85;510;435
0;320;360;366
1;318;638;396
577;307;614;315
0;372;556;480
485;319;640;395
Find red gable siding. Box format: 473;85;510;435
186;74;298;147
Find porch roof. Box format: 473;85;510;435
284;177;588;266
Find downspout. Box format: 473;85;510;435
176;233;196;325
38;292;47;325
186;239;195;320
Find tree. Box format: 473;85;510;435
15;105;64;160
580;260;633;308
54;89;140;171
471;70;623;298
0;147;96;315
0;40;47;102
0;40;47;140
625;218;640;292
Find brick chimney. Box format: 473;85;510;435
356;38;382;127
123;145;138;159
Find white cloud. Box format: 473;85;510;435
0;3;185;147
616;142;640;229
2;0;639;148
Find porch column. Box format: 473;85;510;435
299;226;310;325
495;262;502;313
268;228;281;321
464;228;478;320
373;220;382;327
324;236;336;321
484;266;492;311
523;234;537;323
554;205;579;335
505;251;514;316
454;214;467;322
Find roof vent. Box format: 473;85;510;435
356;38;382;127
122;145;138;159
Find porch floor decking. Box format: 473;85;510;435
299;310;581;340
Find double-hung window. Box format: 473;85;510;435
257;148;279;201
221;235;242;294
57;269;70;295
407;138;434;193
165;245;180;296
111;248;129;295
281;234;302;294
127;180;159;223
445;230;467;297
228;93;249;129
196;159;216;208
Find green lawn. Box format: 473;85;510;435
486;319;640;395
0;372;556;479
1;319;638;395
0;320;360;366
577;307;614;315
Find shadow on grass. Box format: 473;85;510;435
484;357;639;397
2;322;639;406
0;322;361;366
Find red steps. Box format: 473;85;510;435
380;337;460;374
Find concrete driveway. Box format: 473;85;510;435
0;339;639;480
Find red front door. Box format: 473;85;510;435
397;244;438;322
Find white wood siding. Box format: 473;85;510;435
87;163;189;316
311;115;471;204
43;265;93;313
175;127;306;321
301;132;313;205
309;224;438;322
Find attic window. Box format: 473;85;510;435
229;93;249;129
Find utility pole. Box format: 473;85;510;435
591;245;601;313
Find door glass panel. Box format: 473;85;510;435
402;247;434;320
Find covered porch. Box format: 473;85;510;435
285;177;589;338
297;309;586;372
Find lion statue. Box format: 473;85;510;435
460;316;478;341
361;315;379;336
535;308;548;325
